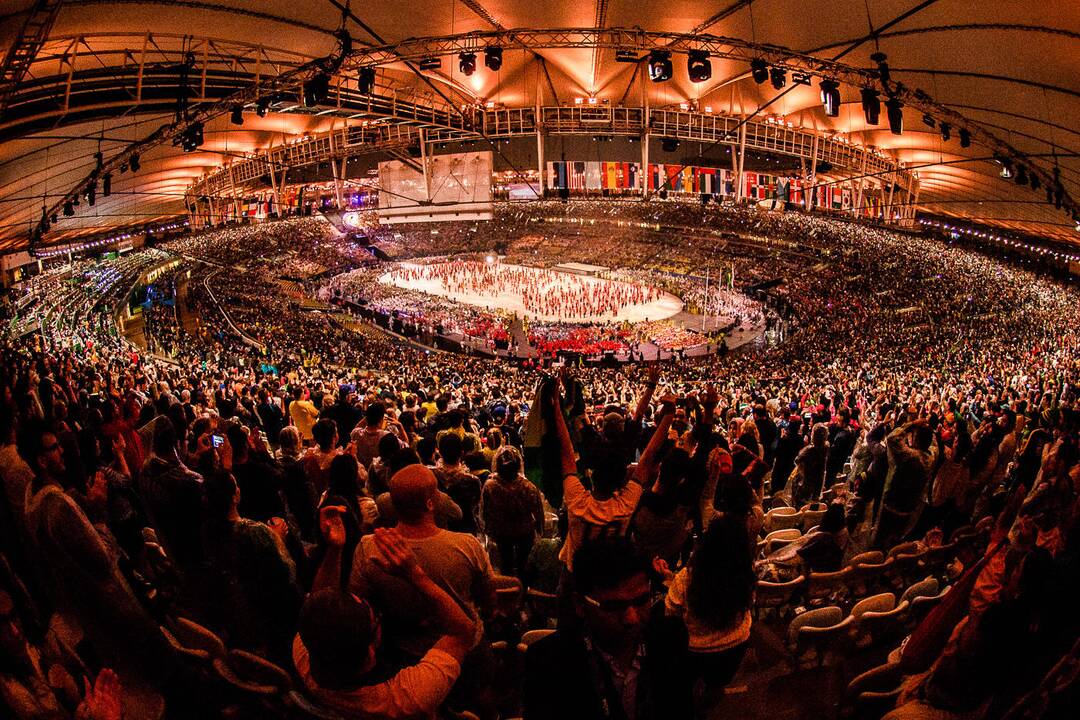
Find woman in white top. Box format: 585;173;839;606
664;514;755;711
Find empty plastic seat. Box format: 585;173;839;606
516;628;555;655
763;528;802;554
800;503;828;532
493;575;524;617
754;575;805;620
846;552;893;597
213;649;292;697
843;662;904;720
899;577;939;606
525;588;559;628
765;506;802;532
909;585;950;623
788;606;853;666
851;593;908;647
806;567;853;605
161;617;226;664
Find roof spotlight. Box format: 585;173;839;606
458;52;477;76
769;66;787;90
870;51;890;85
750;58;769;84
357;66;376;94
129;153;140;172
256;97;270;117
860;87;880;125
230;105;244;125
885;96;904;135
939;123;951;142
484;46;503;72
819;79;841;117
958;128;971;148
648;50;673;82
922;113;936;129
687;50;711;83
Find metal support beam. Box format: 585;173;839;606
886;171;897;223
0;0;64;112
735;123;746;202
805;135;819;211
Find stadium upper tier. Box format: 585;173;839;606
0;2;1077;252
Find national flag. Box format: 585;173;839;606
570;162;587;190
585;161;602;190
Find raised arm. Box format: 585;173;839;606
371;527;476;662
550;381;578;479
636;398;676;485
632;363;661;423
311;505;347;593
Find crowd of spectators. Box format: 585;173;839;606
1;198;1078;719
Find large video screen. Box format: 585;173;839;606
378;151;493;224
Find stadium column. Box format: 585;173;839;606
535;70;546;197
909;182;920;226
735;123;746;202
329;122;345;209
228;165;242;220
419;128;432;202
805;135;819;211
886;171;896;223
641;67;650;196
268;155;282;215
855;150;868;216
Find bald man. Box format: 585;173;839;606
351;463;497;719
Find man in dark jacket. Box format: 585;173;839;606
524;537;692;720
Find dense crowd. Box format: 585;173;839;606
0;199;1078;720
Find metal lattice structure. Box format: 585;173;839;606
0;0;64;112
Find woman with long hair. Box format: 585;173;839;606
664;515;755;710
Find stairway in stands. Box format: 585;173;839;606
508;317;537;358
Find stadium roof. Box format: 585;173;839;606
1;0;1078;251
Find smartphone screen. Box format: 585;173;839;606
211;435;224;448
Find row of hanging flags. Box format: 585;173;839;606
546;161;880;215
200;188;310;222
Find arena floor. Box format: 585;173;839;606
379;260;687;324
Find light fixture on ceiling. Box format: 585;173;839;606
769;66;787;90
939;123;951;142
484;47;502;71
357;66;376;94
870;51;890;85
819;79;841;117
648;50;672;82
129;153;140;172
615;49;639;63
102;173;112;197
958;128;971;148
230;105;244;125
458;52;477;76
860;88;880;125
750;58;769;84
418;56;441;71
687;50;711;83
922;113;936;129
885;96;903;134
303;72;330;107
